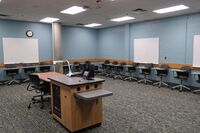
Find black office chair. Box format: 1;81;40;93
5;68;20;85
27;74;50;109
114;62;126;79
138;63;153;84
39;65;51;72
172;66;191;92
124;63;138;81
153;64;169;88
23;67;36;82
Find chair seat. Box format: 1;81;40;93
157;73;167;77
175;76;188;80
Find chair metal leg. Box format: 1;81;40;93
193;89;200;93
23;78;30;83
124;76;137;81
172;80;190;92
138;75;152;84
154;81;169;88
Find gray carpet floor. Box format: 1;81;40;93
0;77;200;133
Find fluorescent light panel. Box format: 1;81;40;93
84;23;102;27
61;6;86;15
111;16;135;22
40;17;59;23
153;5;189;14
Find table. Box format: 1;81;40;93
48;75;112;132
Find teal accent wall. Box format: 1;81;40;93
62;26;98;59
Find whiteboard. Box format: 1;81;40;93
134;37;159;64
193;35;200;67
3;38;39;64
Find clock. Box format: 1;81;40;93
26;30;33;37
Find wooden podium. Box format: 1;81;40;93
49;75;112;132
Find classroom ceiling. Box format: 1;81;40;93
0;0;200;28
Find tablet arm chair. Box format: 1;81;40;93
110;61;118;78
5;69;20;85
104;60;111;77
153;64;169;88
172;66;191;92
113;62;126;79
138;63;153;84
124;63;138;81
27;75;50;109
193;74;200;93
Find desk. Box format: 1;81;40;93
48;76;112;132
152;67;167;71
33;72;63;82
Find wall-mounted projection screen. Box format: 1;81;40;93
134;37;159;64
193;35;200;67
3;38;39;64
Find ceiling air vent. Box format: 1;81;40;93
132;8;147;14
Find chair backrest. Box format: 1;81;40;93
40;66;51;72
112;61;118;65
145;63;153;68
180;66;191;72
29;74;41;86
104;60;110;64
160;64;169;69
120;62;127;66
177;66;191;78
6;69;19;75
85;61;91;64
24;67;36;73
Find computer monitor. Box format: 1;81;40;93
82;64;95;80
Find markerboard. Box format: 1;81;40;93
134;37;159;64
3;38;39;64
193;35;200;67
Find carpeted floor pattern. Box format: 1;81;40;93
0;77;200;133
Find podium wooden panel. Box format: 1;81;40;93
49;76;105;132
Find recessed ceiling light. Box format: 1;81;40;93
110;16;135;22
40;17;59;23
153;5;189;14
61;6;86;15
84;23;102;27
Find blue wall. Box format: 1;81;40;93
0;19;53;81
62;26;98;59
0;19;53;63
97;24;129;59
